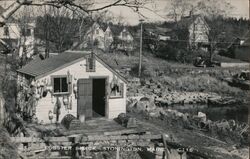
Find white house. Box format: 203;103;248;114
80;23;135;52
177;15;210;50
117;28;134;51
17;51;127;124
84;22;105;49
104;26;114;50
0;6;35;57
188;16;210;48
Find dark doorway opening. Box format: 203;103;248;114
92;78;106;117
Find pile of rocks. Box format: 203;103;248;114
127;79;218;106
155;92;214;106
127;77;239;106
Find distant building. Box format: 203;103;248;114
176;15;210;50
0;6;19;49
84;22;106;49
145;27;172;41
0;6;35;58
116;28;134;51
104;26;114;51
234;31;250;62
74;22;135;52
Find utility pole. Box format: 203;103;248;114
91;12;94;58
138;18;144;77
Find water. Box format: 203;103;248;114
169;104;249;123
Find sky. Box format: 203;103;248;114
95;0;250;25
0;0;249;25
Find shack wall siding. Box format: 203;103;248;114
33;58;126;123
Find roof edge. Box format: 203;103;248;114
17;52;128;83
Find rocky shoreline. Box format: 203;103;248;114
128;85;242;107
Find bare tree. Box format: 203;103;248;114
35;6;81;55
166;0;192;22
166;0;234;22
1;0;153;27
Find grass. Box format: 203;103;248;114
213;55;247;63
159;74;242;95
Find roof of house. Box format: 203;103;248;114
17;50;127;83
145;26;172;36
17;51;88;77
176;15;206;28
0;6;16;23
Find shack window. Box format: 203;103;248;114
53;76;68;94
110;83;124;98
86;57;96;72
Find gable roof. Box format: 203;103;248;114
0;6;16;23
17;50;127;83
17;51;88;77
145;26;172;36
176;15;208;29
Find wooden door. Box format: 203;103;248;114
77;79;93;120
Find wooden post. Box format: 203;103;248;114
162;134;171;159
116;147;120;159
0;94;5;126
138;19;144;77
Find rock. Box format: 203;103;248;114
135;97;156;112
198;112;207;122
153;89;161;94
149;112;160;118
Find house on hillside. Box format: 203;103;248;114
16;51;127;124
83;22;106;49
116;27;134;51
145;27;172;41
176;14;210;50
74;22;135;52
0;6;19;50
104;26;114;51
234;31;250;62
0;6;35;58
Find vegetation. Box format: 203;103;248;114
35;11;83;53
159;74;242;95
0;127;18;159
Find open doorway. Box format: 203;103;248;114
92;78;106;117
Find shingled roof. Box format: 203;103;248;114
17;51;90;77
17;50;127;82
176;15;204;28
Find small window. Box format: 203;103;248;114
53;76;69;94
110;83;124;98
86;56;96;72
25;29;31;36
21;28;31;36
3;27;9;36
